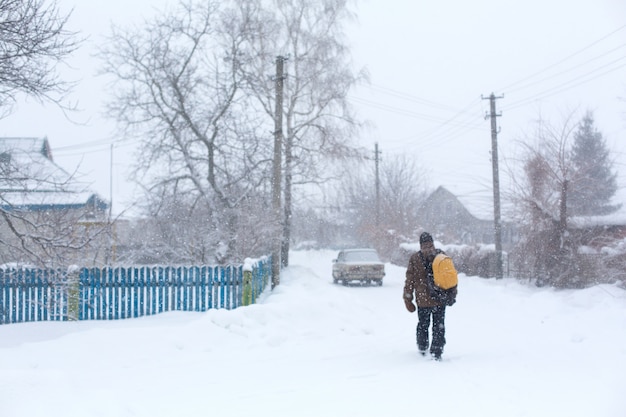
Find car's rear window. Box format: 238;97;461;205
343;251;380;262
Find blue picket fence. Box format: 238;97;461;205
0;257;271;324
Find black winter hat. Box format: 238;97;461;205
419;232;433;244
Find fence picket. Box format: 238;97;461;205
149;267;156;315
199;267;206;311
176;267;182;311
191;267;198;312
18;270;26;323
120;267;127;319
12;270;18;323
1;271;8;324
225;267;229;309
35;270;42;321
79;268;86;320
134;268;141;318
113;267;119;320
208;267;214;309
161;267;167;312
95;268;103;320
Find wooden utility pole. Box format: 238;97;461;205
109;143;115;263
271;56;286;289
374;143;381;227
483;92;504;279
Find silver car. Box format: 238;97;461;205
332;248;385;286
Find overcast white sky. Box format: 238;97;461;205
0;0;624;215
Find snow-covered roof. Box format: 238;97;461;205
0;137;53;159
571;209;626;228
0;137;107;211
0;137;73;191
439;182;626;226
430;184;498;222
1;191;107;211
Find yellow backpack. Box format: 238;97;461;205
432;253;458;290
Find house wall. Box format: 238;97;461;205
0;204;111;267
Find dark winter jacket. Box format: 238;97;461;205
403;250;442;307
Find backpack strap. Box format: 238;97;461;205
417;251;429;270
418;249;443;272
419;249;446;302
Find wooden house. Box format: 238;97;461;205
0;137;108;217
418;186;518;251
0;137;110;265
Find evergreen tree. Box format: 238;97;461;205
569;112;619;216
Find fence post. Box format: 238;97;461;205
242;272;252;306
242;259;254;306
67;267;80;321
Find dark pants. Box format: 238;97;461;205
416;305;446;355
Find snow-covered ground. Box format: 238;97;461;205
1;249;625;417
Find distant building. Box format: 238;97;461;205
0;137;108;217
0;137;110;266
418;186;518;251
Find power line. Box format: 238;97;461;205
504;45;626;95
382;97;487;153
348;95;481;128
498;23;626;92
365;83;465;113
353;91;486;152
355;23;626;145
503;59;626;112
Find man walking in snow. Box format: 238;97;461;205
403;232;450;360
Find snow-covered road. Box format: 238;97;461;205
0;249;624;416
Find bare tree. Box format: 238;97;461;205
506;111;618;287
0;0;80;113
0;207;107;267
99;1;275;262
339;154;429;258
117;184;274;265
241;0;366;266
0;3;108;267
99;0;364;265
